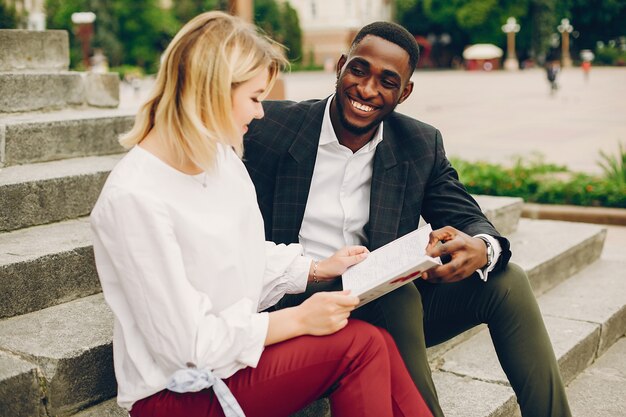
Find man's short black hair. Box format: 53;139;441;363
350;21;420;74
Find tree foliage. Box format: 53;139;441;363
254;0;303;63
44;0;304;71
0;2;18;28
566;0;626;50
396;0;625;66
46;0;179;72
170;0;223;24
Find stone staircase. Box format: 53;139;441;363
0;29;130;417
1;29;625;417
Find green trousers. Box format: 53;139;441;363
277;263;572;417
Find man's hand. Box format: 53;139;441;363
422;226;488;283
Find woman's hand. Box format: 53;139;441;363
310;245;369;282
296;291;360;335
265;291;360;345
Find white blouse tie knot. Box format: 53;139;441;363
167;367;246;417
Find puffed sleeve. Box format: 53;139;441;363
91;189;269;377
258;241;310;311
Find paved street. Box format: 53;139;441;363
281;67;626;174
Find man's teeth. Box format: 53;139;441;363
350;100;374;112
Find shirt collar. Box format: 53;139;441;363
320;95;384;152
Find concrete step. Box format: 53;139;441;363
0;30;69;73
509;218;606;296
432;371;520;417
0;351;41;417
73;398;127;417
0;108;133;166
566;336;626;417
0;217;99;319
473;195;523;235
420;195;523;239
0;294;115;417
0;154;121;232
0;72;119;113
434;258;626;417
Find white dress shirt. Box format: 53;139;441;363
299;96;500;280
299;97;383;260
91;145;310;410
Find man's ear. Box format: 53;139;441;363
336;55;347;78
398;80;414;104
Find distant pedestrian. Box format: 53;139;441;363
546;61;560;94
582;60;591;82
580;49;595;83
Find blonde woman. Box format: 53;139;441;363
91;11;432;417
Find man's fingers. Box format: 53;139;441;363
422;264;445;281
428;236;464;258
426;226;458;253
428;226;456;242
422;259;472;283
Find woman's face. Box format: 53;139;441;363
232;68;269;136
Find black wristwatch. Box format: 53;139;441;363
477;236;494;269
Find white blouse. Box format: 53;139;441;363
91;145;310;410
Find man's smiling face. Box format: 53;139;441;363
333;35;414;137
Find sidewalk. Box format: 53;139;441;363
281;67;626;174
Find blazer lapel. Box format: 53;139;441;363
367;131;409;250
272;99;328;244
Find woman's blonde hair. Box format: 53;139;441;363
120;11;287;170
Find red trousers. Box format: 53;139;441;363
130;319;433;417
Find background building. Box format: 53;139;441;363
287;0;392;66
3;0;45;29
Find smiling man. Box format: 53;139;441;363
243;22;570;417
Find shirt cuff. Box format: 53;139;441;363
474;234;502;282
284;255;312;294
235;311;269;369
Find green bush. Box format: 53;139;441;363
110;65;145;80
595;41;626;66
451;151;626;209
598;142;626;185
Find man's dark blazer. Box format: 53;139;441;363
244;98;511;273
